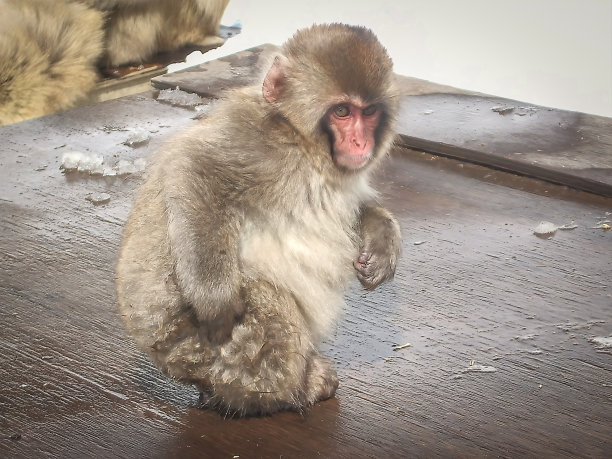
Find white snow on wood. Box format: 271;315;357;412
61;152;146;176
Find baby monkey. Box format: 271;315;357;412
116;23;401;416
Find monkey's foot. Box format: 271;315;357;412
304;354;339;405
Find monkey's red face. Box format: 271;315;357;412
327;103;382;170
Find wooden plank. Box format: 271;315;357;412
1;92;611;457
151;44;280;97
396;93;612;197
152;44;612;197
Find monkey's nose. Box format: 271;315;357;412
352;136;367;150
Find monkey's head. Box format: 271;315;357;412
263;23;399;174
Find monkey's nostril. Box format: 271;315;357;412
352;138;367;150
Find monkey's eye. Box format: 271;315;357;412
363;105;378;116
333;105;350;117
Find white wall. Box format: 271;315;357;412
198;0;612;117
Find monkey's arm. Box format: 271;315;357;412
164;166;244;342
354;205;401;290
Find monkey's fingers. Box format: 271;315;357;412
354;252;378;290
355;252;371;266
354;251;396;290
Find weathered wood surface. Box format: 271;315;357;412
153;44;612;197
1;91;611;458
151;44;281;97
396;94;612;197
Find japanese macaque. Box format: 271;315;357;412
0;0;228;125
116;23;402;416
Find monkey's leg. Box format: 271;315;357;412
203;280;338;416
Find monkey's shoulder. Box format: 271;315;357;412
151;120;311;188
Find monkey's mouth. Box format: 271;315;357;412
334;152;371;170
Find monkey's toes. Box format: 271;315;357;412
203;313;238;345
305;355;339;405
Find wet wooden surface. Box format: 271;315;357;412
2;75;612;457
153;44;612;197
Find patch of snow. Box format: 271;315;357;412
491;105;515;115
589;336;612;348
514;334;537;341
533;220;578;236
61;151;103;173
157;86;205;107
461;364;497;374
116;159;146;175
123;129;150;147
61;151;146;176
85;192;111;205
533;221;559;236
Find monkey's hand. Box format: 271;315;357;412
354;206;401;290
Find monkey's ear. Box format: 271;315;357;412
263;56;288;104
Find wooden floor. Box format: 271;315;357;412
1;57;611;458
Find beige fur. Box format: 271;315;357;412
0;0;104;125
97;0;230;66
0;0;229;125
116;24;402;417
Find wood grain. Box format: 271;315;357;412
396;93;612;197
